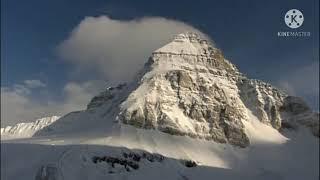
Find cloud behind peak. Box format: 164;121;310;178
58;16;205;83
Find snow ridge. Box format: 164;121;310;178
1;116;60;139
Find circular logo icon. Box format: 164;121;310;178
284;9;304;29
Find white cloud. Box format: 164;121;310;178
58;16;206;83
1;16;207;127
24;80;46;88
1;80;104;127
58;81;105;112
12;84;32;95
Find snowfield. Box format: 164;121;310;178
1;114;319;180
1;33;319;180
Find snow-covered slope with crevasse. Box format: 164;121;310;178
1;116;60;140
1;32;319;180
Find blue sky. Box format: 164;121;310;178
1;0;319;126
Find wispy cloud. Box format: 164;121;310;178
1;80;104;127
2;16;206;127
58;16;206;83
23;80;46;89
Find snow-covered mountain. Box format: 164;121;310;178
35;32;318;143
1;33;319;180
1;116;60;140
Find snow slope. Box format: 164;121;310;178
1;115;318;180
1;32;319;180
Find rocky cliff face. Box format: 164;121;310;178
238;79;286;129
73;33;319;147
117;35;250;147
280;96;319;137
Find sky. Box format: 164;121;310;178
1;0;319;126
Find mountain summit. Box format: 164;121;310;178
35;32;318;148
2;32;319;180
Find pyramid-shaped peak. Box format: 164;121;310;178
154;32;214;55
173;32;212;44
174;32;202;42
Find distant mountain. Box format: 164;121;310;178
1;116;60;139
